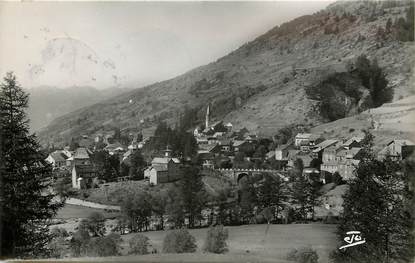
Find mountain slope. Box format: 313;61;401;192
38;1;415;146
310;95;415;153
28;86;129;131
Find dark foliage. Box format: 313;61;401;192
129;234;150;255
0;72;63;258
287;246;319;263
355;55;392;108
86;233;122;257
145;121;197;160
203;225;229;254
162;229;197;253
120;191;152;232
256;174;288;221
331;134;414;263
306;55;392;121
179;165;207;228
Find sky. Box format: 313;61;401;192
0;1;333;90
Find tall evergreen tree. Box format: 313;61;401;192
238;176;257;224
179;165;207;228
129;150;146;179
291;172;313;222
0;72;62;257
257;174;288;220
331;133;414;263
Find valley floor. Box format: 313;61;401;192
44;223;338;263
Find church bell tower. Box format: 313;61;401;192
205;104;210;129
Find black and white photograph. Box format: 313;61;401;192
0;0;414;262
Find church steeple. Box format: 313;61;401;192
205;104;210;129
164;145;172;158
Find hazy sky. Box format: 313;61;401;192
0;1;333;89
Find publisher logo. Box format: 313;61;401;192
339;231;366;250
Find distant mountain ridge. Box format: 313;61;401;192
28;86;130;131
37;0;414;146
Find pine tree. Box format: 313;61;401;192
257;174;288;221
331;135;414;263
238;176;257;224
291;173;312;222
0;72;62;257
129;150;146;179
179;165;207;228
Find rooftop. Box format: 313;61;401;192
313;139;339;153
50;150;69;162
74;147;91;159
151;157;180;164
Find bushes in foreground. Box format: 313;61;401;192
162;229;197;253
287;246;319;263
203;225;229;254
129;234;150;255
70;228;122;257
86;233;122;257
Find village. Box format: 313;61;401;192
1;0;414;261
46;104;415;218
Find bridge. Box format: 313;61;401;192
215;168;288;184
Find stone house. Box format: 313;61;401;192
321;145;363;180
72;164;97;189
294;133;319;148
144;149;181;185
46;150;70;168
377;139;415;161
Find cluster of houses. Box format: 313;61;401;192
46;131;151;189
45;105;415;189
46;146;96;189
275;134;415;182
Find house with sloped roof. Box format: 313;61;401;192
73;147;92;166
218;139;232;153
294;133;321;151
104;142;126;155
144;149;181;185
378;139;415;161
46;150;70;168
312;139;339;159
342;136;363;150
197;143;221;155
72;164;97;189
233;140;252;153
321;143;364;180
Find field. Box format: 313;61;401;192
48;223;337;263
55;204;119;220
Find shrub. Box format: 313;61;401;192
162;229;197;253
129;234;150;255
87;212;106;237
54;176;73;199
51;227;69;238
48;236;68;258
86;233;122;257
203;225;229;254
286;246;319;263
70;227;90;257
